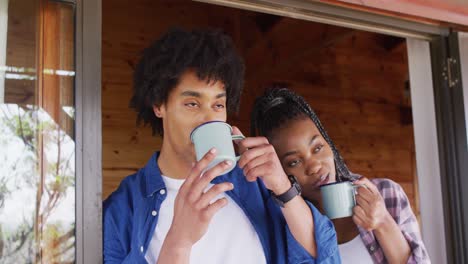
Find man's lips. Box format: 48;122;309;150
313;174;330;188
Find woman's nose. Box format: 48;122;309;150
306;159;321;176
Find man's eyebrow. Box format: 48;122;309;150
180;91;201;97
180;91;226;99
215;92;226;99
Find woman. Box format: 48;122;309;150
250;86;430;264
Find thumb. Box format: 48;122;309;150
231;126;244;137
231;126;246;151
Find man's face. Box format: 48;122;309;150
154;71;228;162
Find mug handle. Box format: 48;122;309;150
231;135;245;161
351;183;367;206
352;183;366;191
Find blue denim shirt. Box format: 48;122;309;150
103;152;340;263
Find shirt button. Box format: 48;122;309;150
140;246;144;253
152;210;157;216
369;245;375;252
160;189;166;195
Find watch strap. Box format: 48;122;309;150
271;175;302;207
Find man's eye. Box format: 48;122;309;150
185;102;199;108
313;144;324;153
288;160;300;167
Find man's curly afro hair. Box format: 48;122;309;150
130;28;245;136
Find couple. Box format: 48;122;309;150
103;28;430;264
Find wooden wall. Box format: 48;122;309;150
102;0;418;219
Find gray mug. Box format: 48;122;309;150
190;121;244;175
320;181;364;219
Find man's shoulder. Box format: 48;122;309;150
103;169;146;213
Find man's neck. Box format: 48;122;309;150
157;141;194;180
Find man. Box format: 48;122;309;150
103;28;340;264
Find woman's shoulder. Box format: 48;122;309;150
369;178;403;192
369;178;411;214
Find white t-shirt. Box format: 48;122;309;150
338;235;374;264
145;175;266;264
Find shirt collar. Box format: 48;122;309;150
143;151;242;197
143;152;166;197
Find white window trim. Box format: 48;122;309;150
407;38;447;264
0;0;8;104
459;32;468;146
75;0;102;263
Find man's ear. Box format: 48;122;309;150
153;104;164;118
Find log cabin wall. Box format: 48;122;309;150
102;0;418;219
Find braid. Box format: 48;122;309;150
251;85;356;182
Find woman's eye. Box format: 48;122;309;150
288;159;301;168
214;104;225;109
313;144;324;153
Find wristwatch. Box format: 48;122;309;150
270;175;302;208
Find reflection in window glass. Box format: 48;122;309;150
0;0;75;263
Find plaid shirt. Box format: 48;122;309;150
356;177;431;264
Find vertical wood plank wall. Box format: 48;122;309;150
102;0;419;219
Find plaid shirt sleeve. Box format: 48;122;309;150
365;178;431;264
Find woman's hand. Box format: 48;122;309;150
352;177;412;263
352;177;393;232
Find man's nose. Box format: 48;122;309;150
201;108;222;124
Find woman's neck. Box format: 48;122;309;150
333;217;360;244
306;196;360;244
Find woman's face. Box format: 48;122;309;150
270;116;337;201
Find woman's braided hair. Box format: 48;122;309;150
250;85;356;182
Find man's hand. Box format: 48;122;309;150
232;126;319;257
163;148;234;251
